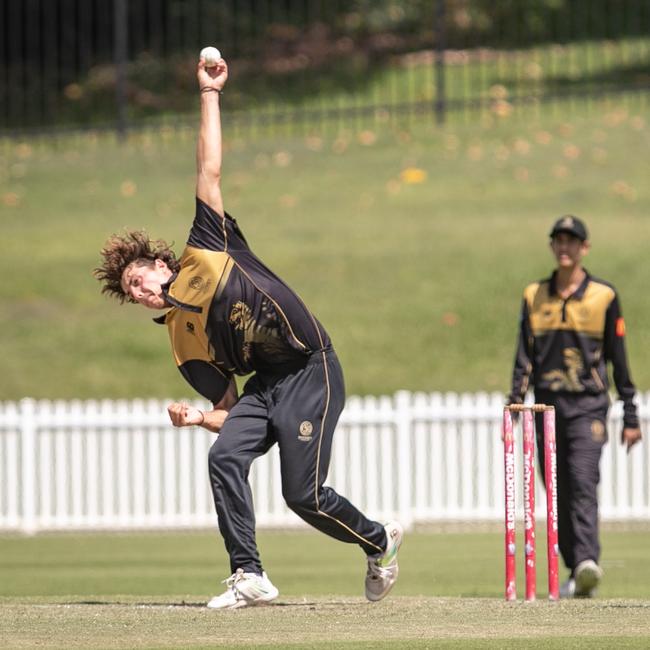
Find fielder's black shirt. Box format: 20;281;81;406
154;198;330;404
509;270;639;428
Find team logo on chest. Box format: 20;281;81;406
298;420;313;442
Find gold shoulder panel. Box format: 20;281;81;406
169;246;234;310
523;281;544;306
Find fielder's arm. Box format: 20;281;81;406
603;294;642;450
195;56;228;217
167;378;238;433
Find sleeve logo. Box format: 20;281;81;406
615;317;626;337
298;421;313;441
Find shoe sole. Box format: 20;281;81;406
249;594;279;606
366;567;399;602
240;591;280;607
207;586;279;610
207;595;278;610
365;522;404;602
207;599;248;610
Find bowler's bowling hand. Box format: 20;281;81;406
621;427;642;452
197;57;228;91
167;401;204;427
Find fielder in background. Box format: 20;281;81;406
94;53;402;609
507;215;642;598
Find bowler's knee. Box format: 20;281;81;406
283;485;317;516
207;438;241;483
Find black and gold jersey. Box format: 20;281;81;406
509;270;638;428
154;198;330;404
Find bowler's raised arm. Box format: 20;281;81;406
195;56;228;217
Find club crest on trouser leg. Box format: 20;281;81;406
298;420;313;441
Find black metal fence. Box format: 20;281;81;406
2;0;649;136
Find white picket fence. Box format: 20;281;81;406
1;392;649;533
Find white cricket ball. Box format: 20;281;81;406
200;46;221;68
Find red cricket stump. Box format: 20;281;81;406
523;409;536;601
503;404;558;602
503;408;516;601
544;408;560;600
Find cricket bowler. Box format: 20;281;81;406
94;54;403;609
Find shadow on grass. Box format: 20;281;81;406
68;600;205;608
501;60;650;96
65;598;342;608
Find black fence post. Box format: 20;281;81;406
114;0;128;140
434;0;446;125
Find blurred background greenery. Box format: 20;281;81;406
1;0;649;399
3;0;649;132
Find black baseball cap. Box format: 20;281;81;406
549;215;588;241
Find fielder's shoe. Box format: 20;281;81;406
207;568;279;610
574;559;602;598
559;577;576;599
365;521;404;602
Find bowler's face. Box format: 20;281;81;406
550;232;589;268
121;259;171;310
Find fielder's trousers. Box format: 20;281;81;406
535;391;608;574
208;348;387;575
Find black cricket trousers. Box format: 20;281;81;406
208;348;387;575
535;391;608;574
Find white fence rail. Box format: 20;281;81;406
1;392;649;533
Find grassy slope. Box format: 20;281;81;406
1;98;649;399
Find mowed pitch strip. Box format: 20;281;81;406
3;597;650;649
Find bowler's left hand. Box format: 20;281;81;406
167;401;204;427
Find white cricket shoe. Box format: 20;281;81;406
365;521;404;602
207;568;279;610
574;559;602;597
559;577;576;599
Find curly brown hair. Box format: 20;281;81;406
94;230;181;304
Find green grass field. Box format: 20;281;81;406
2;527;650;648
1;96;649;400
